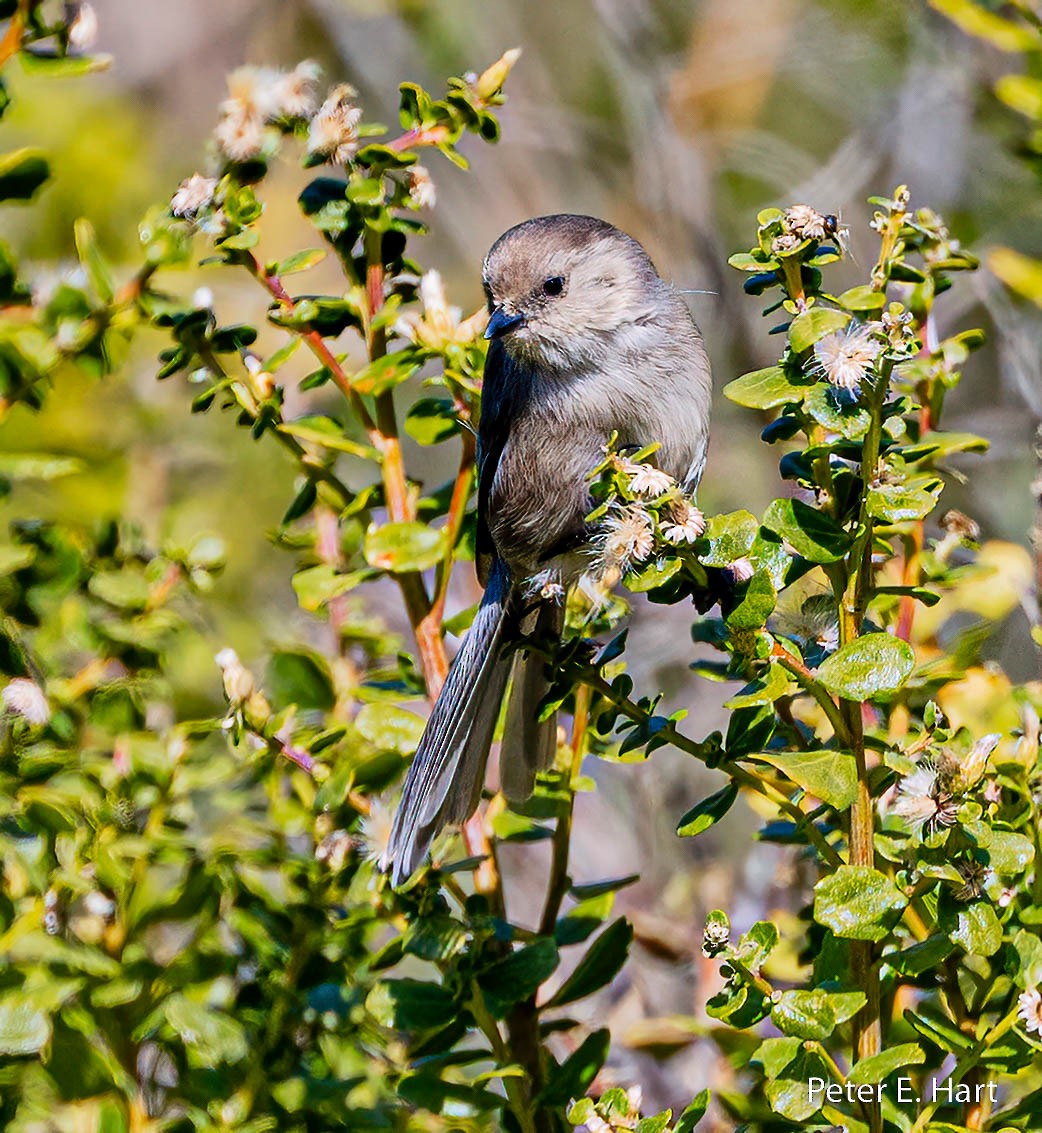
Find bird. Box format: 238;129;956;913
383;214;712;886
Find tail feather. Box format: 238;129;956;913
384;559;516;886
500;600;563;800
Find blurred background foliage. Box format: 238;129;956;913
2;0;1042;1122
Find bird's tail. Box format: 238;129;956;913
383;559;516;886
499;600;563;800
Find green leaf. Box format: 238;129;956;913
814;866;908;941
816;634;915;700
847;1043;925;1086
805;384;870;440
837;285;886;311
761;498;850;563
735;921;779;968
19;53;113;77
725;569;777;630
723;366;806;410
352;352;422;396
700;510;759;566
164;995;248;1064
478;938;560;1018
904;1009;973;1053
677;782;739;837
770;989;837;1041
88;570;151;610
765;1048;832;1120
545;918;633;1008
0;147;49;201
930;0;1039;53
724;664;796;709
674;1089;710;1133
367;978;458;1031
1011;930;1042;990
0;996;50;1055
540;1028;609;1106
885;934;955;976
355;703;426;755
292;563;377;610
405;397;460;445
867;482;940;523
74;218;114;302
788;307;850;353
754;1036;802;1080
569;874;640;899
989;246;1042;307
365;522;446;573
753;749;857;809
947;901;1002;957
0;453;84;480
274;248;326;275
0;543;34;575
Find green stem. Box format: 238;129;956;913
469;983;538;1133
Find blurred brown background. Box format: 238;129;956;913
1;0;1039;1111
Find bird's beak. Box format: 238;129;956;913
484;306;526;340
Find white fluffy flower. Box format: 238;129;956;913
622;460;673;498
600;504;655;570
813;323;882;392
2;678;51;726
171;174;217;219
892;758;959;835
1018;987;1042;1035
407;165;436;209
660;498;706;544
307;84;363;165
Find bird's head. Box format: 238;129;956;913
481;214;665;370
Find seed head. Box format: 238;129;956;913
892;755;960;836
784;204;830;241
307;84;362;165
171;174;217;219
599;504;655;571
407;165;436;209
2;678;51;726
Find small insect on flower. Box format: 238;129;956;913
812;322;882;393
407;165;436;210
1018;987;1042;1036
660;497;706;544
2;677;51;726
599;504;655;571
307;83;363;165
621;459;674;498
892;756;960;836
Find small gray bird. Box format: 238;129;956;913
383;214;712;885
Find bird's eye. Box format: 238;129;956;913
542;275;565;297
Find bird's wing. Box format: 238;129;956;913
475;339;522;585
